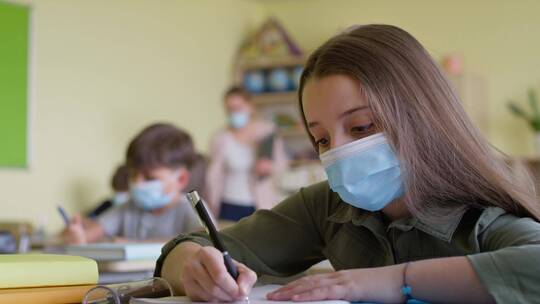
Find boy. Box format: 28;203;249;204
62;123;203;244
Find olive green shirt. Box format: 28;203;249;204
155;181;540;303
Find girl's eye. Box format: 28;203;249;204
315;137;329;148
351;123;374;133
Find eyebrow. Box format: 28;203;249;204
307;106;369;128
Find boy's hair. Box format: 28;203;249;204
185;153;208;197
126;123;196;174
111;164;129;192
224;86;251;102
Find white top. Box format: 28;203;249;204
222;135;255;205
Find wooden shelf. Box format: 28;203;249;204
236;55;306;70
290;159;320;167
252;91;298;105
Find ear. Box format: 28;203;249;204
176;167;191;191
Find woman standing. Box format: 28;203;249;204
206;87;288;221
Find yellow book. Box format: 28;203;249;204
0;284;95;304
0;254;98;289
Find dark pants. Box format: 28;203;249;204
219;201;256;221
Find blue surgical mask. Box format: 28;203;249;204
229;111;250;129
130;172;180;211
112;192;129;206
320;133;404;211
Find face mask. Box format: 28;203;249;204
229;111;250;129
319;133;404;211
130;171;180;211
112;192;129;206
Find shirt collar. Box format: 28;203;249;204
327;202;468;242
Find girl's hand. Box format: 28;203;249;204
267;265;406;303
181;246;257;302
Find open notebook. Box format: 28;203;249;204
130;285;350;304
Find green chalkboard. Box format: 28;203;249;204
0;2;29;167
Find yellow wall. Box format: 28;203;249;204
0;0;264;232
2;0;540;232
261;0;540;155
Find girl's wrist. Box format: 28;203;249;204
401;262;412;303
396;263;410;303
365;264;409;303
399;262;429;304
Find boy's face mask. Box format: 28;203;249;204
319;133;404;211
129;170;182;211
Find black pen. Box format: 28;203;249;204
186;190;239;280
57;205;70;228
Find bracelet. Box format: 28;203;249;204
401;262;429;304
401;262;412;300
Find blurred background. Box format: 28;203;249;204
1;0;540;234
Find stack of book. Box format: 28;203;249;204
65;243;164;284
65;242;163;261
0;254;98;303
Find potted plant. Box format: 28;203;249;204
508;88;540;152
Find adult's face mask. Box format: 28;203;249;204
320;133;404;211
229;111;250;129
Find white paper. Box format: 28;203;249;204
130;284;350;304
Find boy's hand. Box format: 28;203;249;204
61;214;87;244
181;246;257;302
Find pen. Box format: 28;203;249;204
57;205;70;228
186;190;239;280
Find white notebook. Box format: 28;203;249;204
66;242;164;261
130;285;350;304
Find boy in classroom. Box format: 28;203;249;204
62;123;203;244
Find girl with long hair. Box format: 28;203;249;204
157;25;540;303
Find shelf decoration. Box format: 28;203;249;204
239;18;302;59
237;18;305;94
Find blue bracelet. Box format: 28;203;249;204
402;285;429;304
402;262;429;304
402;285;412;298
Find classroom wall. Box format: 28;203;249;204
260;0;540;155
3;0;540;233
0;0;264;232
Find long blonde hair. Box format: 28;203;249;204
298;24;540;222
